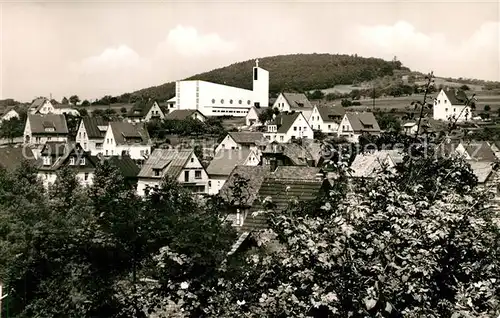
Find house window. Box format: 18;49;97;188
140;150;144;157
328;125;331;129
184;171;189;182
453;108;456;112
84;143;87;149
195;170;202;179
247;100;251;105
70;157;75;165
444;100;447;104
80;158;86;165
154;169;160;177
294;127;297;131
84;173;89;181
221;99;224;104
106;150;108;155
79;132;82;138
239;100;242;104
299;127;302;131
212;99;215;104
48;137;52;141
230;99;233;104
254;68;258;80
83;132;86;138
280;136;284;141
43;156;51;166
445;108;448;112
36;137;41;143
208;181;212;188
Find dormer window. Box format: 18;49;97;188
69;157;75;165
43;156;51;166
153;169;161;177
44;127;55;132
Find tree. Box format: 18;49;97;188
69;95;80;106
120;107;127;115
484;105;491;112
81;100;90;106
308;90;325;100
341;99;352;107
61;97;69;105
460;84;470;91
0;117;24;143
78;108;89;117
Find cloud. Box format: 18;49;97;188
160;25;237;57
353;20;500;81
72;45;149;75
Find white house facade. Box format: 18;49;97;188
137;149;208;196
75;117;109;155
433;88;472;122
29;98;55;114
102;122;152;160
263;112;313;143
0;109;19;122
308;105;344;134
245;106;265;126
24;114;69;146
173;60;269;117
214;132;265;154
337;112;381;143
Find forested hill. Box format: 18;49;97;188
133;53;409;101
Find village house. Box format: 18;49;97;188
215;132;265;154
245;106;265;126
102;122;152;160
454;141;497;162
260;141;316;168
136;149;208;196
106;155;141;188
23;114;69;146
36;142;97;188
0;108;19;122
206;148;260;195
273;92;314;120
337;112;381;143
127;99;165;122
308;105;345;134
75;117;109;155
433;88;473;122
171;60;269;117
402;122;418;135
263;112;313;143
349;150;403;178
164;109;206;122
29;97;55;115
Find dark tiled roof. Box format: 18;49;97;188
30;97;49;113
28;114;68;135
271;112;301;133
107;155;140;178
272;166;323;179
0;147;36;171
261;142;313;165
316;105;345;123
219;165;269;207
206;149;253;176
463;141;497;161
38;142;96;171
282;93;313;109
138;148;193;179
442;88;468;105
81;117;109;139
241;178;329;231
109;122;151;146
127;99;158;118
228;132;265;145
165;109;205;121
345;112;381;133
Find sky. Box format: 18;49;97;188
1;0;499;102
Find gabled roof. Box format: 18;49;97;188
38;142;96;171
138;149;193;179
127;99;159;118
442;88;469;106
28;114;68;135
461;141;497;161
219;165;269;207
270;112;302;133
272;166;323;179
349;150;400;178
206;148;253;176
106;155;140;179
467;161;494;183
81;117;109;139
282;93;313;109
164;109;205;121
247;106;265;116
261;142;314;166
30;97;50;113
0;147;36;171
228;132;265;145
345;112;380;133
316;105;345;123
242;178;328;231
109;122;150;145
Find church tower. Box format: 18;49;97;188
252;59;269;107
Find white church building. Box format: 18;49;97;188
170;60;269;117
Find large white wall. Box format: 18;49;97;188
253;66;269;107
433;89;471;122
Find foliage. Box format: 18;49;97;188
460;84;470;91
147;118;226;140
341;99;352;107
81;100;90;106
308;90;325;100
375;112;402;132
0;117;25;142
69;95;80;106
61;97;69;105
258;107;279;124
484;105;491;112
